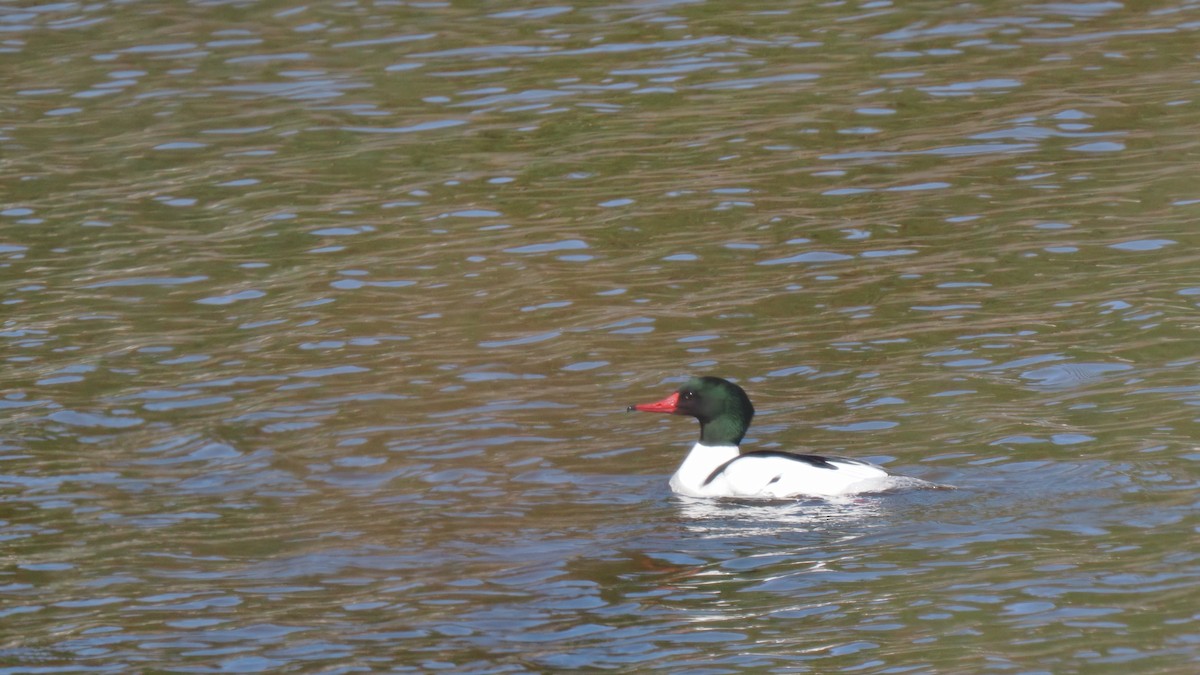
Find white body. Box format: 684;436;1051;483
669;442;897;499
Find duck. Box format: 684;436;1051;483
629;376;915;499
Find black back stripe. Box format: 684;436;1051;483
702;456;741;486
701;451;874;486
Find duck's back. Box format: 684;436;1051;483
688;450;893;499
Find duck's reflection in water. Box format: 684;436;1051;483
672;493;885;538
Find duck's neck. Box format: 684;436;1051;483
698;415;748;449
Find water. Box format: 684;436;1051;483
3;0;1199;671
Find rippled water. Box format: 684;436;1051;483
3;1;1200;672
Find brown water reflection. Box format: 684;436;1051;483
3;0;1200;671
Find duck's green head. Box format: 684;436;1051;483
628;376;755;447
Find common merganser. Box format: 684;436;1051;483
629;376;914;499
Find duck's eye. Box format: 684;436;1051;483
680;390;697;401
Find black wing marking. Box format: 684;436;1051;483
701;450;878;487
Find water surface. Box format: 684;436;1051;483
2;0;1199;672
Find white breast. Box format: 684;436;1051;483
669;443;895;499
